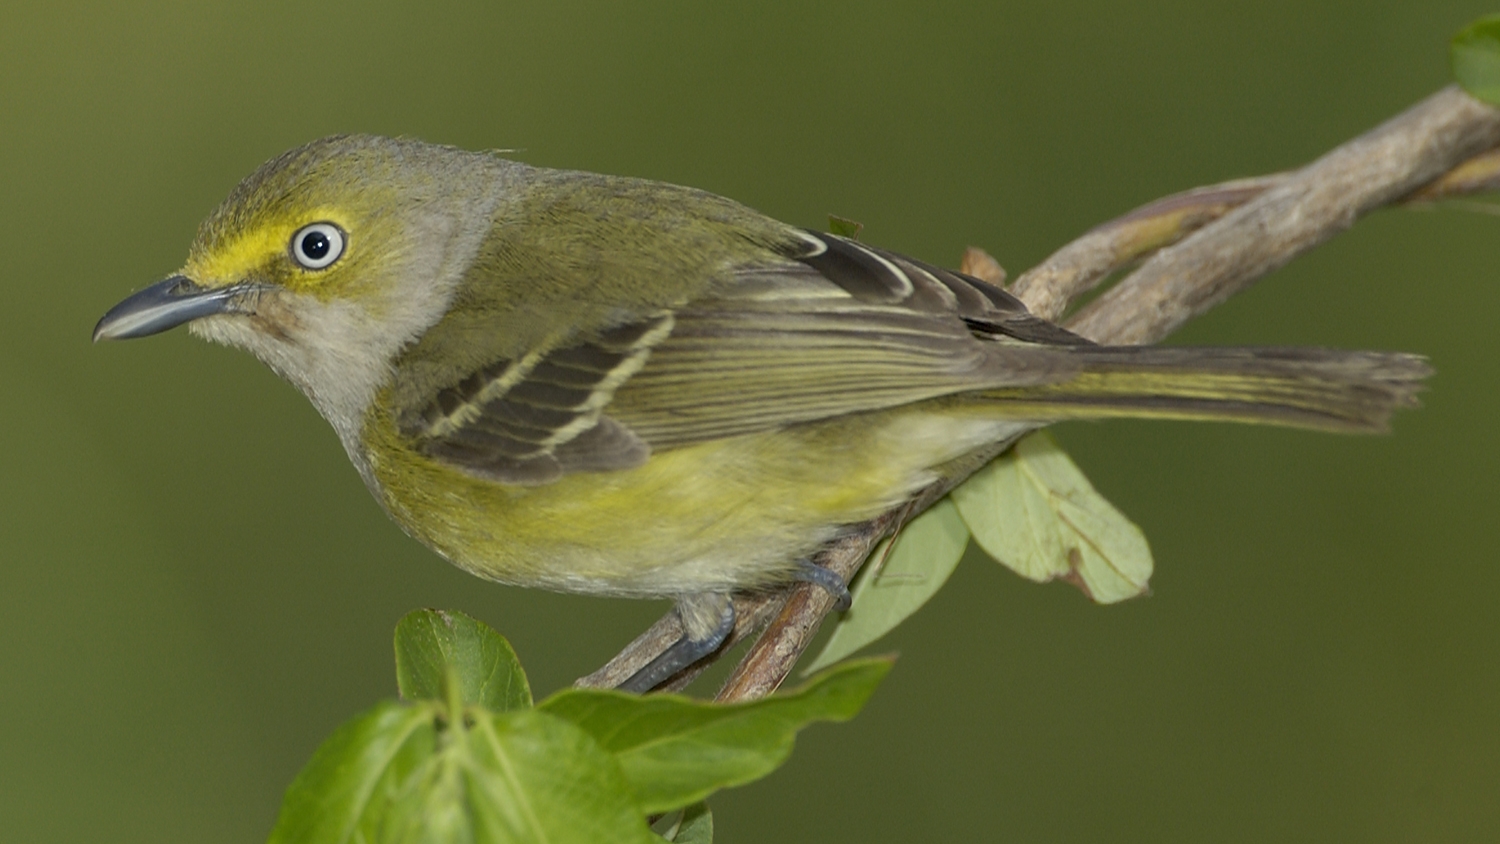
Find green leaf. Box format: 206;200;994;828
270;699;658;844
1453;15;1500;105
803;499;969;673
827;214;864;240
538;658;892;814
653;802;713;843
459;710;659;844
267;700;440;844
952;430;1152;604
395;609;531;710
276;615;880;841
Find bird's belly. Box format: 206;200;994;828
361;402;1022;598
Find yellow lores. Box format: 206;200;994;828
94;135;1429;691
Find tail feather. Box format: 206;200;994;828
981;346;1432;433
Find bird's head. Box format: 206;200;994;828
94;134;506;440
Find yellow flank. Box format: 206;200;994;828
361;391;1012;598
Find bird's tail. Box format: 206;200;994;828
980;346;1432;433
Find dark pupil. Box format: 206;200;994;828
301;231;330;260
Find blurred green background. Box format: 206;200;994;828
3;1;1496;841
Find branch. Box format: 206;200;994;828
578;85;1500;700
1067;85;1500;343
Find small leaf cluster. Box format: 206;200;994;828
810;430;1152;671
268;609;891;843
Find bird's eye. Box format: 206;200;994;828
290;222;346;270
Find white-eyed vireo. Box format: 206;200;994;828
94;135;1429;691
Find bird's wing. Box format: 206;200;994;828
398;232;1087;485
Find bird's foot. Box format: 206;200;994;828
618;592;735;693
794;559;852;612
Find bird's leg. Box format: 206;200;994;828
794;559;852;611
617;592;735;693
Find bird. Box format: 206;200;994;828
93;134;1430;691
